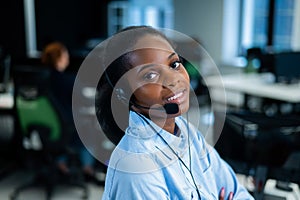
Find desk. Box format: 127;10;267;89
0;83;15;180
205;73;300;107
0;93;14;109
209;73;300;199
0;83;14;109
0;82;14;142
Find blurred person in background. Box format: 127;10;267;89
41;41;104;186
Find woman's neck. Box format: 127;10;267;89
152;117;176;135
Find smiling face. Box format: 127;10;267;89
125;34;190;119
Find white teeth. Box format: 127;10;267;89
167;92;183;101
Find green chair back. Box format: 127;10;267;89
16;95;61;141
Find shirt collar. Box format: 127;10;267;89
108;111;195;173
126;111;189;152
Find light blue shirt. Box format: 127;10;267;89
102;111;254;200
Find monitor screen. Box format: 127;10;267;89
273;52;300;83
0;53;11;93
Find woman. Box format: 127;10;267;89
96;26;254;199
41;42;103;185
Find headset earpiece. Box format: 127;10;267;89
115;88;128;104
105;71;129;105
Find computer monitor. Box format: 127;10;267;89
0;50;11;93
273;51;300;83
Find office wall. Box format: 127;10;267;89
173;0;224;67
0;0;110;60
34;0;108;52
0;1;26;60
0;0;225;66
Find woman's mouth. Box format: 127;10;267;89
166;90;186;104
167;92;183;101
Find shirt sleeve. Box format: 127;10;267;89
102;168;170;200
209;147;255;200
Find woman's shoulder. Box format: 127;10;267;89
108;140;161;174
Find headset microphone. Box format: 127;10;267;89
132;102;179;115
163;103;179;114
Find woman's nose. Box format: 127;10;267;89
163;70;180;87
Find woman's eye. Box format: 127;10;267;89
144;72;159;81
170;60;181;70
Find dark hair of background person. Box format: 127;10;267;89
41;42;68;68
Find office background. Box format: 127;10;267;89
0;0;239;68
0;0;300;199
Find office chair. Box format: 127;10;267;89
10;66;88;200
214;110;300;200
